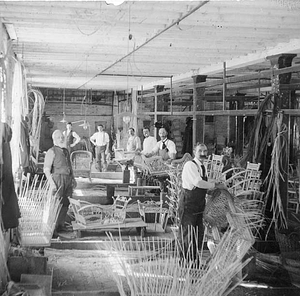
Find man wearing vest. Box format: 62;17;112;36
63;122;81;154
44;129;77;237
179;142;226;261
90;124;110;172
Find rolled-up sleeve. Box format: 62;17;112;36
182;161;214;190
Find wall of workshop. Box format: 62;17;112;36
43;102;113;150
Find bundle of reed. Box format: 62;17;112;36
17;174;61;247
242;93;287;229
104;230;252;296
28;89;45;160
103;194;260;296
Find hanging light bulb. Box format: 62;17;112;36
123;115;131;124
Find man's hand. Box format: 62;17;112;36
215;182;227;190
49;181;57;194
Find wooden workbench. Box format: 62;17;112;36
71;218;147;238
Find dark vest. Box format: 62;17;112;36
51;146;72;175
66;131;75;149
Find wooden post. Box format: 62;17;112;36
154;85;164;139
223;62;227;111
131;89;138;134
192;75;207;147
170;76;173;115
266;53;296;227
235;94;245;156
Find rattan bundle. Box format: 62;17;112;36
17;174;61;247
102;188;262;296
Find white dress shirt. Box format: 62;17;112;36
142;136;157;154
90;131;109;146
126;136;141;152
152;139;177;156
182;158;214;190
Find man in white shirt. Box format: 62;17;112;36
146;128;176;161
90;124;110;172
63;122;81;154
141;127;157;155
178;142;225;261
126;127;141;152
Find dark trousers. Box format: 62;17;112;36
178;187;207;261
52;174;73;230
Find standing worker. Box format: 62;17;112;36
140;126;157;155
43;129;77;237
63;122;81;154
126;127;141;152
90;124;110;172
146;127;176;161
179;142;225;261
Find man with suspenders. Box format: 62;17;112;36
178;142;226;261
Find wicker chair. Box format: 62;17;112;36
205;154;224;180
70;150;93;182
68;196;131;227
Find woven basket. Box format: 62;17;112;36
275;230;300;253
276;230;300;288
282;263;300;288
203;189;235;229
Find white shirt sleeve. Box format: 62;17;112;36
151;141;160;154
182;161;214;190
167;140;177;154
72;131;81;144
105;132;110;145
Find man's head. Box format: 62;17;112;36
194;143;208;161
143;127;150;138
52;129;65;147
97;124;104;132
128;127;135;136
158;128;168;141
66;122;72;131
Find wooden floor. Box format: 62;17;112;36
47;176;300;295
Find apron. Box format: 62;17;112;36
159;148;169;161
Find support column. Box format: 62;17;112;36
131;89;138;134
235;96;245;156
267;53;296;226
192;75;207;147
154;85;164;139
